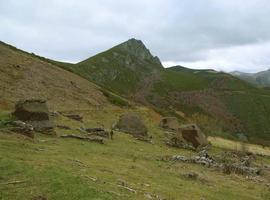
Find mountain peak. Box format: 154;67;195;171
115;38;163;67
125;38;144;45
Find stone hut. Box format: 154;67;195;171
167;124;208;149
159;117;180;131
114;113;148;136
12;99;54;133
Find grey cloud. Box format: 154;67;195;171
0;0;270;72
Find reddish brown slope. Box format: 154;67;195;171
0;42;108;111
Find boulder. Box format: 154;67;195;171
12;99;54;133
178;124;208;148
114;113;148;136
159;117;179;131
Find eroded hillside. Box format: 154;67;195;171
0;42;110;111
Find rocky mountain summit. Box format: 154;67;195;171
70;38;164;95
115;38;163;68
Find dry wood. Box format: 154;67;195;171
68;158;88;167
83;175;98;182
60;134;104;144
1;180;28;185
117;184;137;193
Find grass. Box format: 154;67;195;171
0;106;270;200
100;89;130;107
223;92;270;145
0;157;115;200
0;112;13;128
209;136;270;157
155;70;211;93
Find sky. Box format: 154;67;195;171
0;0;270;73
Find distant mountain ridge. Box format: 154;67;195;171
231;69;270;87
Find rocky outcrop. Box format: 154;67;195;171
117;38;163;67
114;113;148;136
12;99;54;133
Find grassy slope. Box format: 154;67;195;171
77;48;140;95
57;58;270;145
0;41;112;111
1;40;270;144
47;44;270;145
60;40;162;96
0;41;270;199
1;107;270;200
149;67;270;145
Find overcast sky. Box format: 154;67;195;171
1;0;270;73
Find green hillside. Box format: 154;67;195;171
63;39;163;95
153;66;270;145
1;40;270;200
54;39;270;145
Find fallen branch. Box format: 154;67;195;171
83;175;98;182
117;185;137;193
60;134;104;144
68;158;88;167
1;180;28;185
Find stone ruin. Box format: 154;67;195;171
178;124;208;148
114;113;148;137
159;117;179;131
161;119;208;149
12;99;54;133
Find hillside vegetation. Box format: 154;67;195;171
0;41;112;111
0;40;270;200
54;39;270;145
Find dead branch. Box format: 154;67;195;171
60;134;104;144
1;180;28;185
